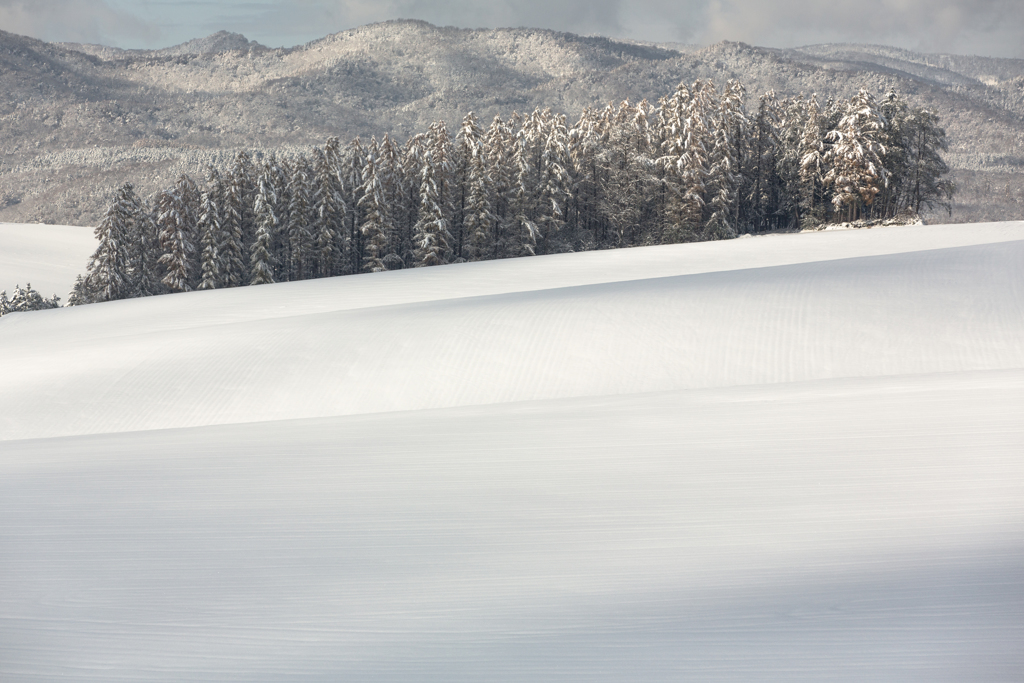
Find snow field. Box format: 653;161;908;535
3;372;1023;681
2;222;1023;440
1;221;1024;680
0;222;97;299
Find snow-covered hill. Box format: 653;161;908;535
2;222;1023;681
0;222;95;299
3;21;1023;227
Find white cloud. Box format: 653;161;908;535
690;0;1024;57
0;0;157;45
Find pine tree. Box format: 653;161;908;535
413;123;454;267
66;275;86;307
904;105;954;215
511;111;543;256
536;111;573;252
267;155;291;279
232;150;257;245
251;163;277;285
659;80;715;241
197;167;222;290
484;114;515;259
824;89;887;221
130;201;162;297
156;184;196;293
798;94;828;227
705;80;746;238
2;284;59;314
773;95;808;232
219;165;248;287
400;134;428;264
311;146;346;277
377;133;406;270
342;138;366;274
706;117;738;238
359;142;391;272
743;91;781;232
287;156;314;280
455;113;495;261
85;182;139;302
599;100;658;247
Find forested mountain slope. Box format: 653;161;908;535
1;20;1022;226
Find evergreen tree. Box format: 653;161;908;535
659;80;716;241
825;89;887;221
312;146;346;277
536;111;573;252
66;275;86;307
251;163;277;285
744;91;781;232
772;95;808;231
220;164;248;287
156;184;196;293
799;94;828;227
484;115;515;259
1;284;59;314
599;100;659;246
359;142;391;272
232;150;257;245
456;112;496;260
511;111;543;256
377;133;406;270
268;155;292;279
904;106;954;215
343;139;366;274
400;134;429;264
413;123;454;267
130;201;162;297
287;156;314;280
85;182;139;302
197;167;222;290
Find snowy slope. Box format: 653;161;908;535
2;222;1023;681
2;221;1023;440
0;222;96;299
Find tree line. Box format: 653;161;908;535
12;78;955;310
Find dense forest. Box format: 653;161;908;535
5;77;954;312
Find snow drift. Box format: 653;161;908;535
1;222;1023;681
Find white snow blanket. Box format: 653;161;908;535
1;222;1023;681
0;222;96;299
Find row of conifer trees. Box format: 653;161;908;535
67;78;954;306
0;284;61;316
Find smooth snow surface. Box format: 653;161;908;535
0;222;96;299
2;222;1023;681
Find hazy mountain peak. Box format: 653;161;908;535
156;31;258;56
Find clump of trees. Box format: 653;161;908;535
66;80;953;306
0;284;61;317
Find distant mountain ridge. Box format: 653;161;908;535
57;30;260;60
1;20;1022;226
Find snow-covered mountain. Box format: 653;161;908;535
1;20;1022;227
2;221;1023;680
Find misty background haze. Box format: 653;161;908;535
1;0;1023;57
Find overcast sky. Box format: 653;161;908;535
1;0;1022;57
